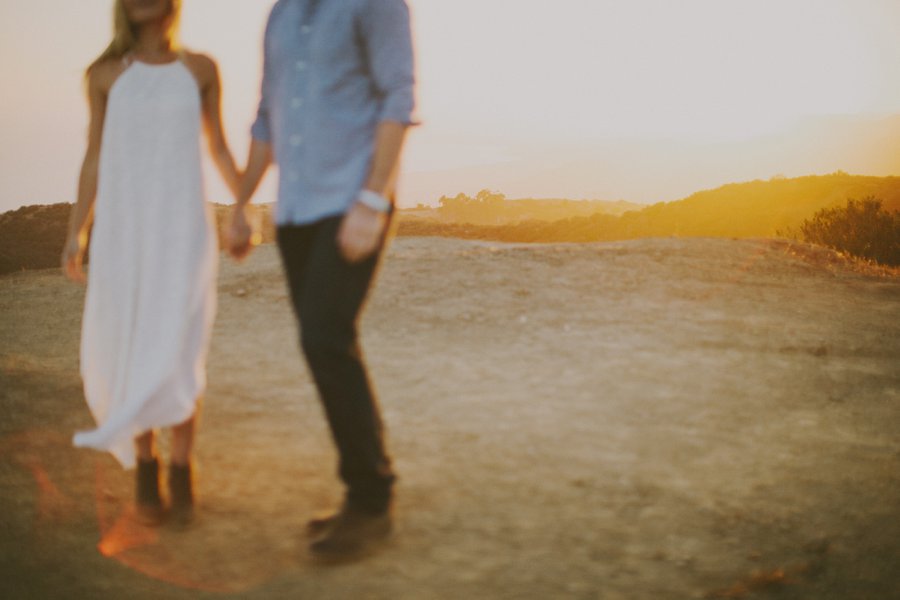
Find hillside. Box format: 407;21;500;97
0;203;73;275
397;173;900;242
628;173;900;238
428;192;642;225
0;203;277;275
2;174;899;274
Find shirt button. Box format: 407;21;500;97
295;60;307;71
291;97;304;109
289;134;303;146
301;25;312;34
288;171;300;182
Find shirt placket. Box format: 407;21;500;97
284;3;315;192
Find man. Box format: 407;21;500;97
229;0;417;559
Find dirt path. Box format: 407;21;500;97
1;237;898;599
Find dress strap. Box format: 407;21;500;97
174;48;204;95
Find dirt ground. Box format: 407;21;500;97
1;236;898;600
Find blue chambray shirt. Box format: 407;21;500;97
252;0;418;226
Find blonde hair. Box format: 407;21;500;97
87;0;182;74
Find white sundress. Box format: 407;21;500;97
73;56;217;468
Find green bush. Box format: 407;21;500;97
799;197;900;266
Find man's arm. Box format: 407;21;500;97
337;0;417;263
228;7;277;260
337;122;408;263
364;121;408;197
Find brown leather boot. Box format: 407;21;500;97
307;508;343;538
168;462;194;528
309;506;392;561
135;457;165;526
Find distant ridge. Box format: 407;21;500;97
398;173;900;242
401;113;900;205
2;174;899;274
645;173;900;238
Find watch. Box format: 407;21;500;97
357;189;392;213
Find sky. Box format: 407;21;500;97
1;0;900;213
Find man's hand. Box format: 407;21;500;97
337;201;388;263
227;205;255;261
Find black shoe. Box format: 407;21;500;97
309;508;392;561
135;457;165;526
168;462;194;528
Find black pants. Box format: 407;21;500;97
277;215;394;514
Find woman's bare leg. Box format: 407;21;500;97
171;411;197;466
135;429;156;462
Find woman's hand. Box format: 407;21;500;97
227;205;255;261
337;202;388;263
61;235;87;283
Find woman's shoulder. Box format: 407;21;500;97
180;50;219;87
181;50;218;74
87;57;129;93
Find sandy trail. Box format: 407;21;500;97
1;237;898;599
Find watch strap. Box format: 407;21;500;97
357;189;392;213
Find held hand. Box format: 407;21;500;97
227;206;255;261
337;202;388;263
61;236;86;284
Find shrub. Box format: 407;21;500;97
799;197;900;266
0;203;72;275
0;203;278;276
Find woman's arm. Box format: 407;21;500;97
62;66;109;283
228;138;272;260
195;54;241;198
227;11;277;262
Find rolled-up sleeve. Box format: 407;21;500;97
360;0;420;126
250;11;275;142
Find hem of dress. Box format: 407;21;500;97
72;396;203;470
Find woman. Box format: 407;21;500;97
62;0;240;526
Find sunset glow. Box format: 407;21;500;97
414;0;889;142
1;0;899;211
